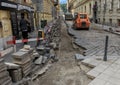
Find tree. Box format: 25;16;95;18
60;4;67;13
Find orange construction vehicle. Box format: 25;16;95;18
73;13;90;30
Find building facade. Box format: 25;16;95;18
32;0;59;28
68;0;96;20
96;0;120;27
0;0;34;50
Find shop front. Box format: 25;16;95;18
0;0;17;50
17;4;34;39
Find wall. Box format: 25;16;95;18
0;10;12;50
97;0;120;27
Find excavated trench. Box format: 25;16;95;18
34;20;92;85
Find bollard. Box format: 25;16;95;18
13;36;16;52
36;30;44;46
104;36;109;61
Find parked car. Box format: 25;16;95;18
73;13;90;30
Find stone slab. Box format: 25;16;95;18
87;58;120;85
34;56;43;65
82;58;103;68
12;51;28;59
75;54;85;61
5;62;20;70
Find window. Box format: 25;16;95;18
110;0;113;10
89;3;91;14
24;0;26;3
117;19;120;26
109;19;112;25
85;6;86;13
98;0;101;12
103;18;105;23
118;0;120;8
98;18;100;23
80;14;87;19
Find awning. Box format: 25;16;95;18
0;1;34;12
0;1;17;10
18;4;34;12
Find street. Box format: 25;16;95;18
35;20;91;85
1;0;120;85
1;18;120;85
33;20;120;85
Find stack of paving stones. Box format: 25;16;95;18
12;51;32;77
5;62;22;83
0;59;13;85
20;48;34;61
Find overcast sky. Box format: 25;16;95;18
60;0;67;4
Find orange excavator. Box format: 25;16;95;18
73;13;90;30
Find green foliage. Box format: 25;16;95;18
60;4;67;13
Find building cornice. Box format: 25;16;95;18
68;0;76;7
74;0;91;8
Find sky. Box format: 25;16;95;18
60;0;67;4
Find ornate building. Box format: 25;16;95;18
96;0;120;27
0;0;34;50
68;0;96;21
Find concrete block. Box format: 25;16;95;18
32;52;39;58
87;70;100;79
34;56;43;65
82;58;102;68
36;46;45;55
23;45;31;50
75;54;85;61
8;68;22;82
5;62;20;69
12;51;28;59
42;56;48;64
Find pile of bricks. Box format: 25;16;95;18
12;51;32;77
0;59;12;85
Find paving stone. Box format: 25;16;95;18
75;54;85;61
107;77;120;85
5;62;20;70
87;70;100;79
35;64;51;76
88;78;107;85
104;82;116;85
32;52;39;58
34;56;43;65
97;73;111;81
82;58;103;68
42;56;48;64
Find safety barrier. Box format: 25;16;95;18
6;30;44;45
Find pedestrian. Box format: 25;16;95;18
20;13;28;44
